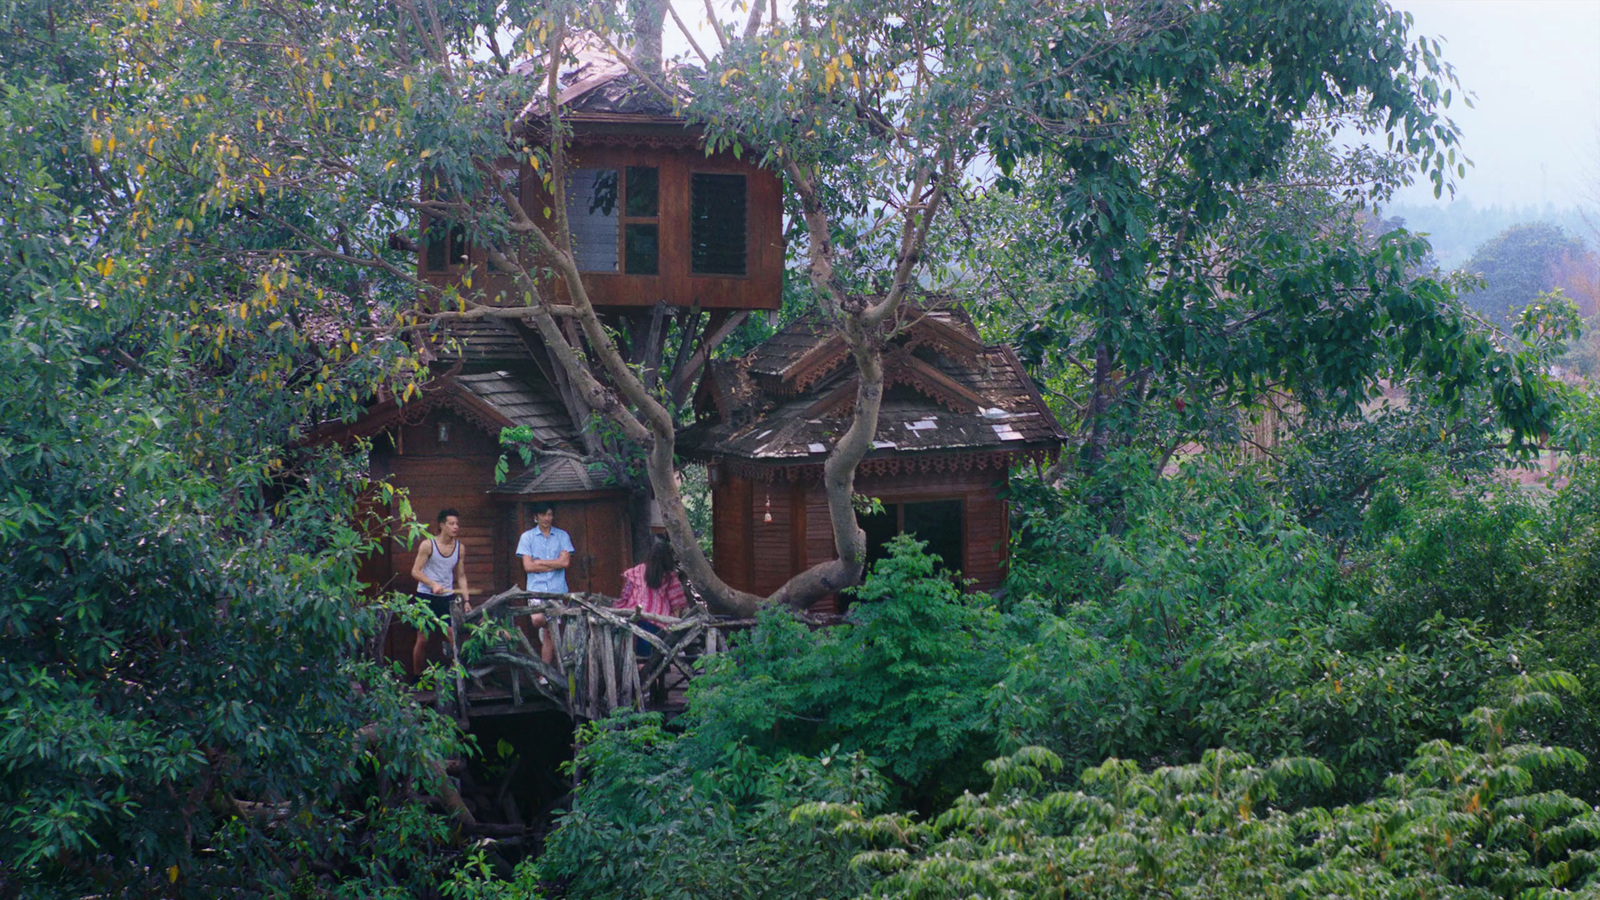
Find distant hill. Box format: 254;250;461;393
1382;201;1593;271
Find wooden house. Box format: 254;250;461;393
308;319;634;667
680;304;1067;604
419;39;783;317
318;41;793;669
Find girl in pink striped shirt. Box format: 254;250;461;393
617;536;688;618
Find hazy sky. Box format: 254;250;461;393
663;1;1598;208
1387;0;1600;208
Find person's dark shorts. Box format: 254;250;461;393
416;590;454;631
635;621;660;658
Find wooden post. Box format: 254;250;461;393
599;624;619;715
452;598;468;720
624;633;643;710
586;618;601;719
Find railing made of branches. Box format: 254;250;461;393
450;587;754;720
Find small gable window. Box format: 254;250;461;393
690;173;747;276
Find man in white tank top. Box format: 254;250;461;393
409;508;470;678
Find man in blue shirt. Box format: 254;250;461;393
516;502;573;673
517;502;575;593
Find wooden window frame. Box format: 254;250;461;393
687;170;750;279
858;494;968;576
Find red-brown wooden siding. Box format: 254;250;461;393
711;467;1011;596
421;146;782;311
711;476;753;592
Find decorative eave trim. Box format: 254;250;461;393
776;334;851;395
486;487;630;502
712;445;1060;484
301;377;526;447
904;314;985;361
892;353;984;411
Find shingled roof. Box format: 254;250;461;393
516;32;697;125
492;453;626;496
422;317;538;365
456;371;576;449
681;303;1066;477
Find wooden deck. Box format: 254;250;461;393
417;588;753;722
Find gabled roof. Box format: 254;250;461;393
516;32;696;125
428;318;536;364
491;453;625;496
681;302;1066;476
456;371;575;448
305;369;579;451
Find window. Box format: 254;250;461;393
568;168;618;272
567;166;660;274
622;165;660;275
424;220;467;272
857;499;963;575
690;173;747;275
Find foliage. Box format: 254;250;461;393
0;9;466;895
810;676;1600;900
994;459;1566;804
539;712;885;900
0;256;465;895
684;537;1003;797
1359;474;1552;639
1461;223;1592;324
901;0;1563;464
1387;201;1594;271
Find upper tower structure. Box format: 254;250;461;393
418;35;783;312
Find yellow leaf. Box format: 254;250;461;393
91;137;103;155
168;865;179;883
322;71;332;90
214;38;221;54
403;74;413;93
420;149;432;159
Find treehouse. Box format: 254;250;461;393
327;41;791;680
680;303;1067;606
418;40;783;316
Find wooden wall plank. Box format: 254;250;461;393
721;467;1013;595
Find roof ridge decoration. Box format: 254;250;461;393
758;301;987;400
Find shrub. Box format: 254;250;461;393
540;712;885;899
685;536;1004;802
